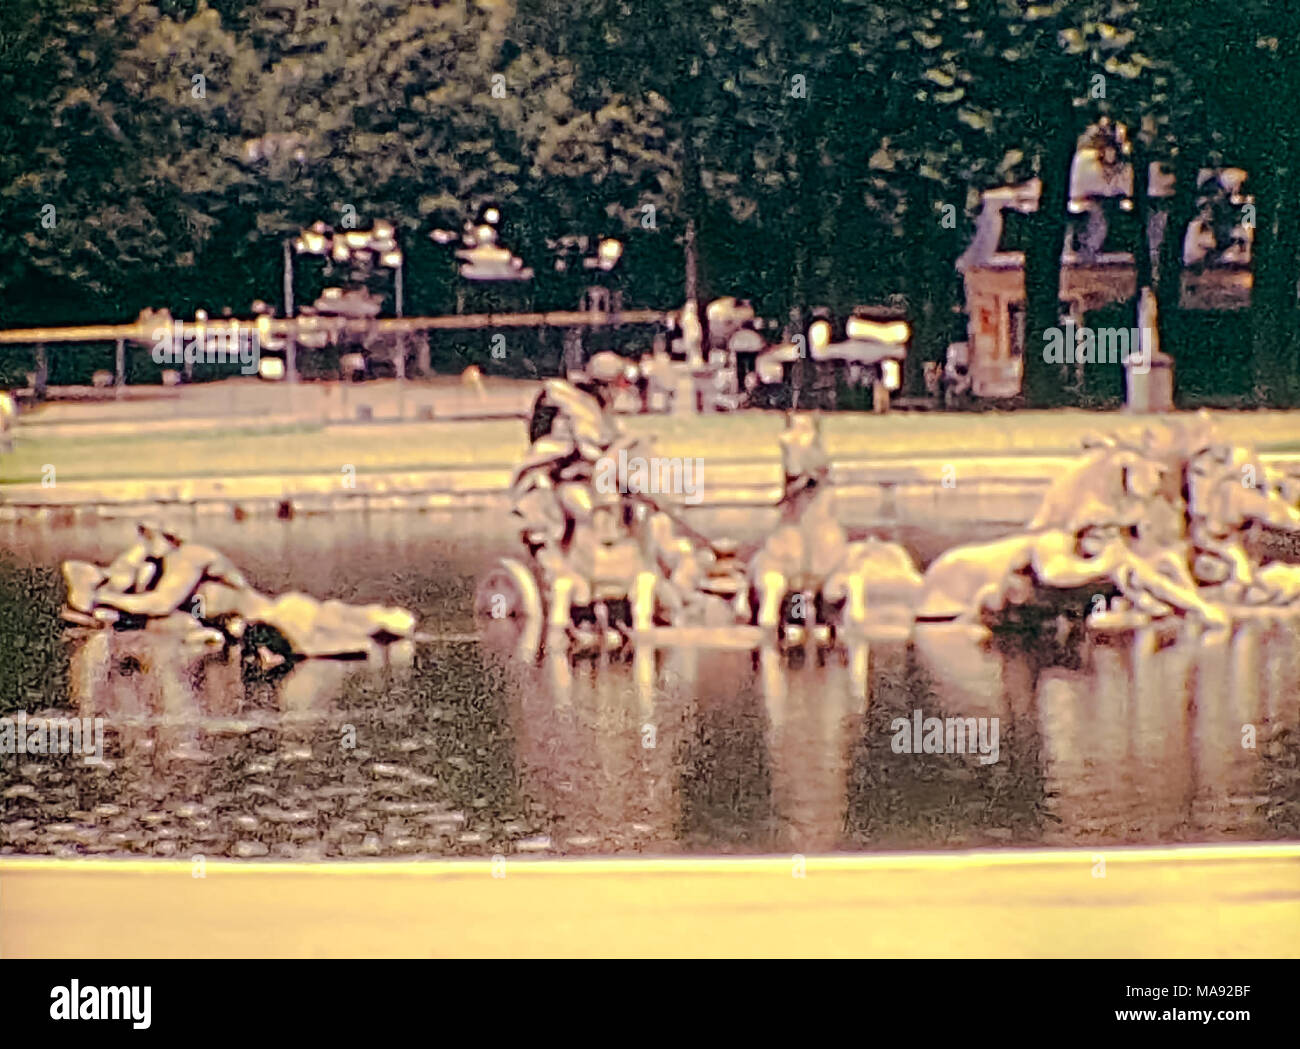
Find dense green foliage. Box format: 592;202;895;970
0;1;1296;402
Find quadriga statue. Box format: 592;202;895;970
488;392;924;650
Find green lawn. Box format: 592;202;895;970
625;409;1300;460
0;419;529;484
4;409;1300;486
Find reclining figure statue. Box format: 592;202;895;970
62;522;418;658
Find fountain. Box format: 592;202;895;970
477;387;1300;654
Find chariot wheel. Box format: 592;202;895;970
475;558;544;623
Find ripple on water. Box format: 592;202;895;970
3;522;1300;860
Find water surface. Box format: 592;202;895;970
2;513;1298;859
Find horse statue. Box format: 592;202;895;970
747;414;922;638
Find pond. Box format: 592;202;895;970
2;513;1298;859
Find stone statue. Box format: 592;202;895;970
62;522;418;658
0;389;14;454
747;414;922;638
488;367;1300;650
489;399;921;650
918;417;1300;631
502;379;661;645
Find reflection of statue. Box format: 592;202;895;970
62;522;418;658
66;612;375;774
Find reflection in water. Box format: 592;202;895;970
1037;622;1300;846
68;625;387;765
759;642;868;853
2;515;1299;859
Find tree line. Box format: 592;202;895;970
0;0;1296;404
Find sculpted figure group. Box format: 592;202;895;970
488;388;1300;652
61;402;1300;659
488;377;753;648
63;522;419;659
915;417;1300;630
487;377;925;651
